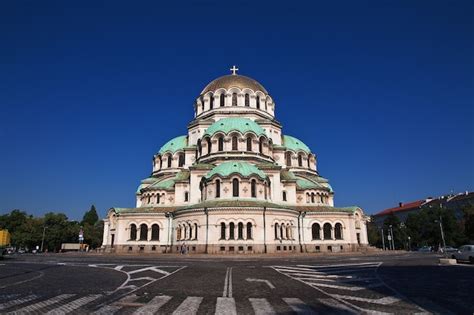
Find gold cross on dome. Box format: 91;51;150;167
230;65;239;75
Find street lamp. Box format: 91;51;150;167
40;226;47;252
389;225;395;250
435;216;447;257
408;236;411;251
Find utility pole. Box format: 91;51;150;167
381;228;386;250
390;225;395;250
40;226;47;252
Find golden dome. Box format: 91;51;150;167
201;74;268;95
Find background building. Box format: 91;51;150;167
102;69;369;254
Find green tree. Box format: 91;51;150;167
367;216;381;247
82;205;99;226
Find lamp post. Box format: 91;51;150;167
435;216;447;257
408;236;411;251
381;228;386;250
40;226;47;252
389;225;395;250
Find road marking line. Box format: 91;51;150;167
331;294;400;305
249;298;275;315
128;277;155;282
283;272;349;278
223;267;229;297
114;265;124;270
282;298;315;314
172;296;203;315
246;278;275;289
0;295;37;311
46;294;102;315
228;267;233;298
132;295;172;315
297;262;382;268
318;298;358;314
215;297;236;315
307;281;383;291
7;294;75;314
273;266;322;272
93;294;138;315
128;266;170;275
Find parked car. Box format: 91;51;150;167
443;246;458;253
418;246;432;252
451;245;474;263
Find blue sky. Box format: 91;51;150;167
1;1;472;220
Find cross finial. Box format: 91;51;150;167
230;65;239;75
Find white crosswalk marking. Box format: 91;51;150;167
331;294;400;305
172;296;203;315
282;298;315;314
0;295;37;311
46;294;102;315
133;295;172;315
7;294;75;315
215;297;237;315
93;294;138;315
249;298;275;315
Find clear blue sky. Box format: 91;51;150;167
1;1;473;221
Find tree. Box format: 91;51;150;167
82;205;99;226
367;216;381;247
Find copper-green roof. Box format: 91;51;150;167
283;135;311;153
158;135;188;155
179;199;292;211
281;170;297;181
205;161;267;180
204;118;266;137
296;205;359;213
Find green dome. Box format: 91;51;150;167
204;118;266;137
158;135;187;155
205;161;267;180
283;135;311;153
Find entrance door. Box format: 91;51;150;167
111;234;115;248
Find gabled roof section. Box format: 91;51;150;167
204;118;266;137
375;200;425;216
283;135;311;153
205;161;267;180
158;135;188;155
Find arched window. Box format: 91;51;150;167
218;137;224;151
245;93;250;106
215;179;221;198
251;179;257;198
320;195;324;203
194;223;198;239
265;98;268;111
147;195;151;204
188;223;192;240
286;225;290;239
323;223;332;240
312;223;321;240
286;152;292;166
159;157;162;170
246;137;252;152
197;139;202;157
232;93;237;106
335;223;343;240
238;222;244;239
274;223;279;239
167;155;172;168
220;94;225;107
259;137;264;154
256;96;260;109
178;153;185;167
209;93;214;109
184;192;189;202
298;154;303;167
229;222;235;239
246;222;252;239
280;225;285;240
177;226;182;240
206;137;212;155
156;194;161;204
282;191;287;201
183;225;187;240
139;224;148;241
151;224;159;240
308;155;311;168
130;224;137;240
232;178;239;197
201;98;204;111
232;136;238;151
311;193;315;203
220;222;226;239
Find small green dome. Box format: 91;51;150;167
283;135;311;153
158;135;188;155
204;118;266;137
205;161;267;180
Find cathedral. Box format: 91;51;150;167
102;67;368;254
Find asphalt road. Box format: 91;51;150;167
0;251;472;314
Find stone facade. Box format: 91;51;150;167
102;70;369;254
